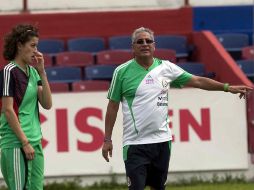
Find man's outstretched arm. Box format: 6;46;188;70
186;75;253;99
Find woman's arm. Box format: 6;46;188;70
35;51;52;109
37;72;52;109
1;97;35;160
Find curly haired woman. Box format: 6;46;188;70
0;24;52;190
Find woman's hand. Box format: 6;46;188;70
22;143;35;160
34;51;46;75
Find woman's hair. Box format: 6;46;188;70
131;27;154;44
3;24;39;61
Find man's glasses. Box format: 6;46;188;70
134;39;154;45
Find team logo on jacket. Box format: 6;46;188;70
160;78;169;94
145;75;154;84
162;79;169;88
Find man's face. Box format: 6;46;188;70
132;32;155;58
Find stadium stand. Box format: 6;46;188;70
96;50;133;65
72;80;110;92
177;62;206;77
154;49;176;63
38;39;65;54
43;54;53;67
55;51;94;67
108;36;132;50
216;33;249;60
46;66;82;83
84;65;117;80
49;82;70;93
242;46;254;60
236;60;254;82
67;37;105;53
193;5;253;40
155;35;189;59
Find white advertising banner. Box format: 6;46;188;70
0;89;248;177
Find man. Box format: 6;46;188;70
102;27;253;190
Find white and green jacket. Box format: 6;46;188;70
108;58;192;146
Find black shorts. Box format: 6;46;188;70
124;141;171;190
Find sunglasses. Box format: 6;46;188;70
134;39;154;45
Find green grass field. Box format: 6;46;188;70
165;183;254;190
0;181;253;190
85;184;254;190
42;182;254;190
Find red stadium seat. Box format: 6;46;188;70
55;51;94;67
242;46;254;60
96;50;133;65
154;49;176;63
31;54;52;68
72;80;110;92
49;82;69;93
44;54;53;67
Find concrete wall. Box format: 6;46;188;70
193;5;253;41
0;0;253;12
190;0;253;6
0;0;184;12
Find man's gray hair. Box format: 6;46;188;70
131;27;154;44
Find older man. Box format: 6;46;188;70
102;27;252;190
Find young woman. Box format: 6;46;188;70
0;24;52;190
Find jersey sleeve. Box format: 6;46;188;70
0;68;15;97
107;68;122;102
171;72;192;88
163;61;192;88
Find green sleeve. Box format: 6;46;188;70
171;72;192;88
107;70;122;102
